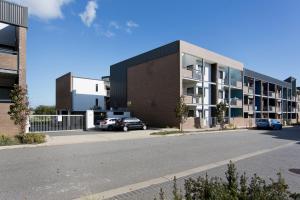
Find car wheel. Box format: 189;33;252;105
123;126;128;132
108;126;113;131
142;125;147;130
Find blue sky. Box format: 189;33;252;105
10;0;300;107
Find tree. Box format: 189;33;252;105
216;102;228;129
8;84;30;134
175;96;189;132
34;105;56;115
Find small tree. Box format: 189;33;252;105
216;102;228;129
34;105;56;115
175;96;189;132
8;84;30;135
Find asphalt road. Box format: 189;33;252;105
0;127;299;200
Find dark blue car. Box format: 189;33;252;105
256;119;282;130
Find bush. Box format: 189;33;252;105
19;133;46;144
155;161;300;200
0;134;19;146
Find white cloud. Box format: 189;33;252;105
109;21;120;29
8;0;73;20
93;23;115;38
79;0;98;27
126;20;139;28
103;30;115;38
125;20;139;34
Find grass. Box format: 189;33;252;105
150;130;183;135
0;135;20;146
0;133;46;146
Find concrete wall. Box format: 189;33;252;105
127;53;180;128
72;77;107;111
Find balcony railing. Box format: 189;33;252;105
269;91;275;98
276;106;282;113
249;88;254;95
269;106;276;112
230;99;242;107
183;95;202;105
243;86;248;94
276;92;282;99
182;67;202;81
231;81;243;88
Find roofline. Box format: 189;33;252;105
0;0;28;28
179;40;244;68
244;68;292;88
72;76;103;82
111;40;179;67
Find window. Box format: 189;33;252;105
95;98;99;106
186;87;194;95
219;71;224;79
198;87;203;96
188;110;195;117
186;65;193;70
96;84;98;92
113;112;124;115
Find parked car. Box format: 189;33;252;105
256;119;282;130
98;118;118;131
115;117;147;132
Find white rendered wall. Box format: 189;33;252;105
72;77;107;111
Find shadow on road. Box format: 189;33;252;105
257;126;300;142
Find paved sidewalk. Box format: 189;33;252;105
0;128;249;151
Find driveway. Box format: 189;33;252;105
0;127;299;200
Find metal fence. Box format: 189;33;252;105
29;115;84;132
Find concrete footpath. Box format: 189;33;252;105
0;128;248;151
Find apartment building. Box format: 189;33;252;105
0;0;28;135
111;40;244;128
297;87;300;123
110;40;299;129
56;72;110;114
243;70;298;126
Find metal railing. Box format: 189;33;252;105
29;115;84;133
182;67;202;80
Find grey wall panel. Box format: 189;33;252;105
0;0;28;28
110;41;180;108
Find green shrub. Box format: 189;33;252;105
19;133;46;144
0;134;19;146
155;161;300;200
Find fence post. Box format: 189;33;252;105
85;110;95;130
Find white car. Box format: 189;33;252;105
98;118;118;131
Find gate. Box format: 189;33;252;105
29;115;84;132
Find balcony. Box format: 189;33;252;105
276;92;282;99
230;98;242;107
243;86;248;94
249;88;254;95
231;81;243;89
243;105;249;111
269;91;275;98
269;106;276;112
263;106;268;111
182;68;202;81
276;106;282;113
183;95;202;105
